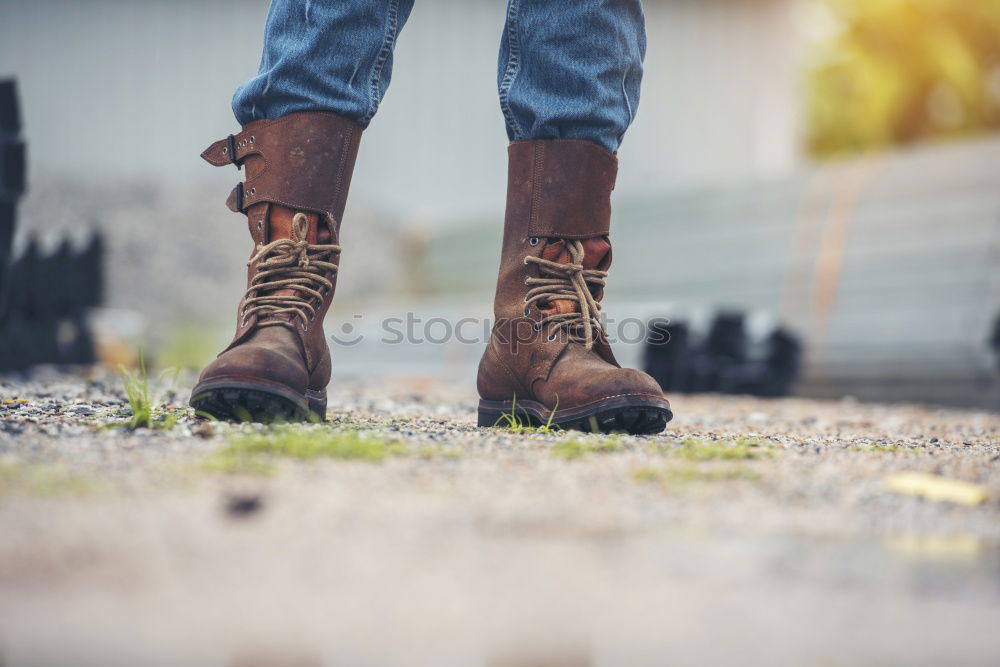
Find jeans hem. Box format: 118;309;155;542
498;0;524;140
362;0;401;127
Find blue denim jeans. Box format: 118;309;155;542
232;0;645;152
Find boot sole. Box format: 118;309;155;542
189;377;326;423
478;395;672;435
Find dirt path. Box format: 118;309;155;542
1;372;998;666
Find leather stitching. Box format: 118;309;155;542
332;125;354;223
529;141;543;233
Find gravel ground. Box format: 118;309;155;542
1;369;999;666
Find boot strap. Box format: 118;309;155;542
509;139;618;240
201;112;362;222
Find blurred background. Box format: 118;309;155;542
0;0;998;408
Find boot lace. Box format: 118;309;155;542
524;239;607;350
242;212;340;331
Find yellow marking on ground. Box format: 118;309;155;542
885;472;988;506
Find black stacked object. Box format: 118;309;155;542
643;312;802;398
991;312;1000;373
0;80;23;283
0;79;103;371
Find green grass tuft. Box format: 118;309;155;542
671;437;771;461
118;349;178;430
203;427;409;474
492;395;561;435
552;436;624;460
228;428;406;461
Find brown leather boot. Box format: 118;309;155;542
477;140;673;434
189;112;361;422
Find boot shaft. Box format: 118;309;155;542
493;139;619;323
477;140;672;433
200;112;362;368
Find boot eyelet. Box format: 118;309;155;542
250;187;256;195
523;306;531;317
222;147;228;154
249;136;255;144
257;220;263;231
528;237;539;246
300;323;309;332
547;333;557;343
241;317;250;328
533;322;541;332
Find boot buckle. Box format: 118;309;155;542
226;134;239;167
234;181;245;211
